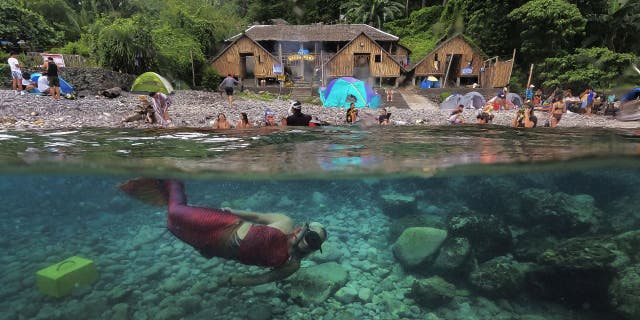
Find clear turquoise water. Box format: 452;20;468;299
1;125;639;320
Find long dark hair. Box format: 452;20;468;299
240;112;249;124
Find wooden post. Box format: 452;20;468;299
526;63;534;88
443;53;453;89
190;49;195;88
506;49;516;87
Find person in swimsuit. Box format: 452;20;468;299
212;113;232;129
119;178;326;286
549;98;566;128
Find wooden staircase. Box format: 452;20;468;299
290;81;313;101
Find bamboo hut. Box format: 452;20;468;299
210;34;278;83
212;24;407;87
412;34;485;88
324;33;403;85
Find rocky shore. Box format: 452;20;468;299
0;89;638;130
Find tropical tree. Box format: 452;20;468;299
0;0;62;50
579;0;640;53
540;47;637;92
508;0;586;63
341;0;405;29
93;15;156;74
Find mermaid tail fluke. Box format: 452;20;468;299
118;178;170;206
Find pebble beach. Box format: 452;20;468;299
1;89;638;130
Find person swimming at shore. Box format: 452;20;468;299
118;178;327;286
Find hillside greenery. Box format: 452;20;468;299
2;0;638;91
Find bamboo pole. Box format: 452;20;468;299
526;63;534;88
506;49;516;87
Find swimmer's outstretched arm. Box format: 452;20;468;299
222;208;294;232
226;259;301;286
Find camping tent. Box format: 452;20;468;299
620;87;640;102
319;77;381;108
30;73;74;94
439;93;463;109
506;92;523;107
460;91;486;109
131;72;174;94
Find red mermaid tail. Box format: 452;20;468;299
118;178;170;206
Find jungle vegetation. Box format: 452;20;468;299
1;0;638;91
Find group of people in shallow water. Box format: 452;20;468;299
209;100;392;129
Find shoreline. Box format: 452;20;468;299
0;89;638;130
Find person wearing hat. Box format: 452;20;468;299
119;178;327;286
286;100;312;126
525;85;535;102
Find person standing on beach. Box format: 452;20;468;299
149;92;172;125
42;57;60;100
7;52;24;95
219;74;241;107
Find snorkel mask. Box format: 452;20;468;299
295;222;325;254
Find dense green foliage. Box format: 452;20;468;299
540;47;637;92
2;0;638;90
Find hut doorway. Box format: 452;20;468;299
239;53;255;80
444;54;462;87
353;54;370;80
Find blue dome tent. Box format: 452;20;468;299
319;77;381;109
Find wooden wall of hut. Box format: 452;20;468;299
211;36;277;78
490;60;513;87
326;34;400;78
414;36;482;77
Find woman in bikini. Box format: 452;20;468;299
119;178;326;286
236;112;252;129
212;113;232;129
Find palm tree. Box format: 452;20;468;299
585;0;640;53
341;0;405;29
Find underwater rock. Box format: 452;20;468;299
106;285;132;303
609;263;640;319
512;230;559;262
410;276;457;308
538;236;620;270
529;236;622;309
111;303;129;320
281;262;348;306
380;192;417;217
613;230;640;263
517;188;601;235
431;237;471;275
245;304;273;320
448;213;512;263
387;214;447;242
469;256;528;297
606;195;640;232
392;227;448;269
334;286;358;303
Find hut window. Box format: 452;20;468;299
374;54;382;63
258;55;261;63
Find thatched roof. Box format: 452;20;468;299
228;24;399;42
